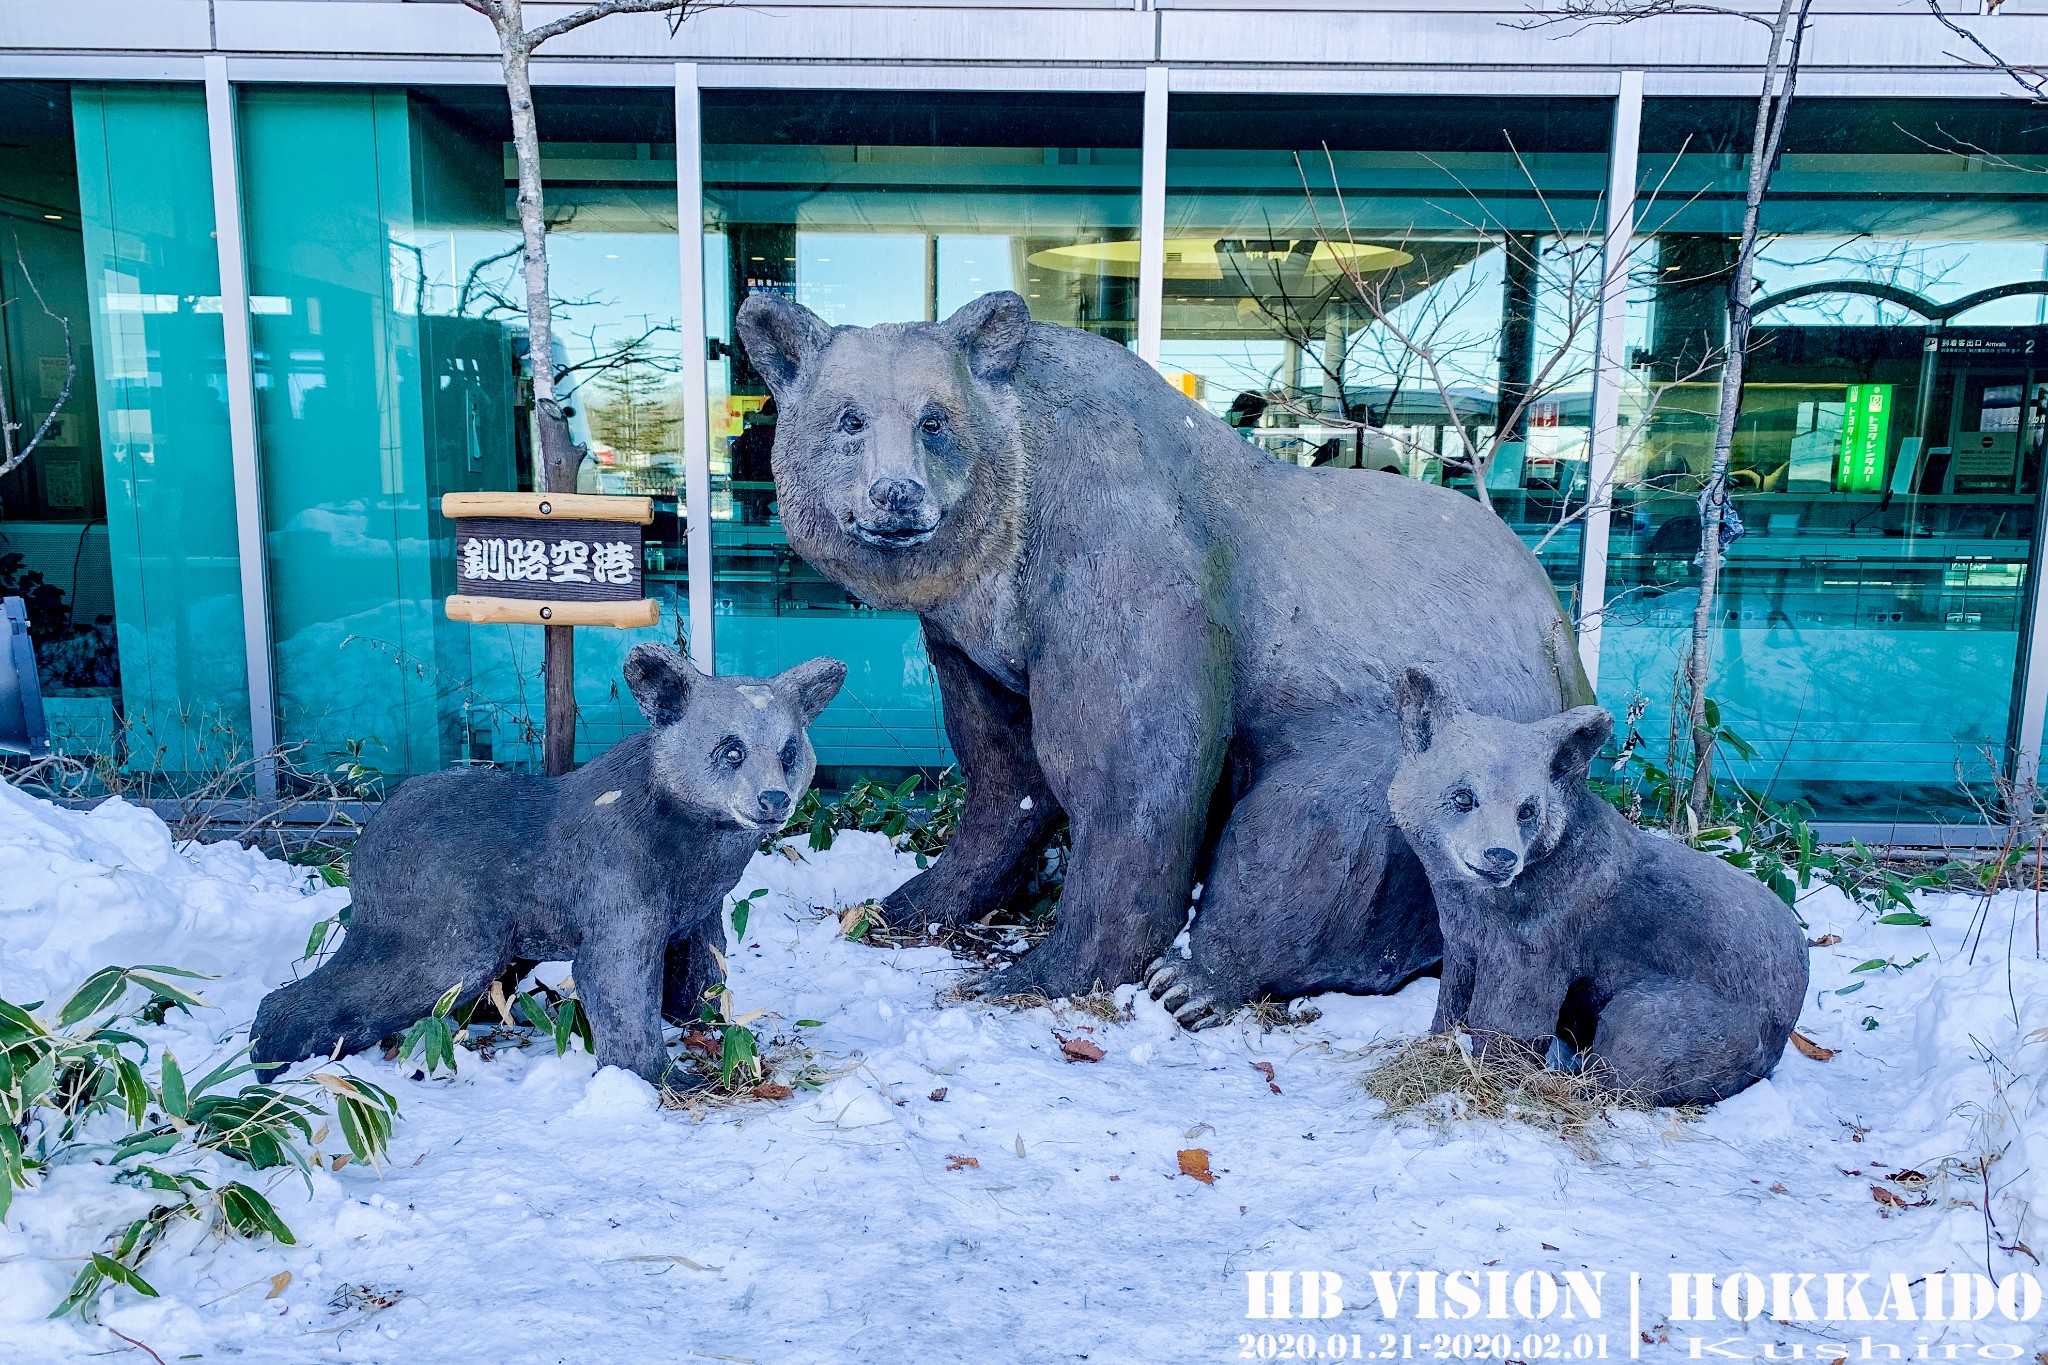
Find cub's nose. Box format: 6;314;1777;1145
757;789;792;821
867;477;927;514
1482;847;1519;872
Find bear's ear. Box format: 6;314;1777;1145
735;291;832;400
1543;706;1614;782
624;643;700;727
941;291;1031;383
1393;667;1448;756
774;656;848;726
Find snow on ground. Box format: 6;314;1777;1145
1;779;2045;1363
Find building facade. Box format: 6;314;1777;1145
5;1;2048;839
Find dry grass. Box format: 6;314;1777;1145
1359;1030;1662;1152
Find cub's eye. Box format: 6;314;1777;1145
839;411;866;435
1517;799;1539;822
715;740;747;769
1450;789;1476;812
779;739;799;770
919;412;945;435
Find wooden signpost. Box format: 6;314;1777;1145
441;492;660;629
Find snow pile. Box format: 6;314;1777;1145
0;780;2044;1362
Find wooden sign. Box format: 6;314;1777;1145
441;492;660;629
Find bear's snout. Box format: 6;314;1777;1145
756;788;792;820
868;477;927;516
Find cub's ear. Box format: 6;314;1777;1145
1544;706;1614;782
735;291;832;400
624;643;700;727
774;656;848;726
940;291;1031;383
1393;667;1450;755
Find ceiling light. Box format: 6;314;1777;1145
1026;238;1412;280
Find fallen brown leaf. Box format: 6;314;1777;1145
1808;934;1841;947
1541;1242;1558;1251
1872;1185;1905;1209
1790;1031;1836;1062
1770;1182;1788;1194
1178;1148;1216;1185
928;1087;948;1102
750;1083;794;1101
1249;1061;1281;1094
946;1154;979;1171
1057;1034;1105;1063
266;1271;292;1300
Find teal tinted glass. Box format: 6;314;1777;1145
237;86;686;783
1605;99;2048;821
1163;95;1614;605
702;90;1143;782
0;82;248;784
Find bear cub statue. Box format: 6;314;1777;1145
252;645;846;1086
1386;668;1808;1107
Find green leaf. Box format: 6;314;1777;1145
91;1251;159;1298
731;899;751;945
220;1182;296;1244
1850;958;1887;973
21;1049;57;1106
1875;912;1931;927
515;993;555;1033
554;1001;575;1055
123;973;212;1012
109;1130;180;1163
57;967;129;1027
1834;982;1865;996
159;1052;188;1121
795;1020;824;1029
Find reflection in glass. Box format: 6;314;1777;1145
1161;96;1614;602
240;86;686;781
704;90;1143;781
1606;99;2048;820
1;81;251;783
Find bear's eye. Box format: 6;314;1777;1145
780;738;799;770
919;412;945;435
839;410;866;435
1518;799;1538;822
1451;788;1476;812
715;739;747;769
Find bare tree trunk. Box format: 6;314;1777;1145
1678;0;1812;829
495;7;579;776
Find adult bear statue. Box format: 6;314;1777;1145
735;289;1589;1024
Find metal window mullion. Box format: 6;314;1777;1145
676;62;715;675
1136;65;1168;368
1574;69;1644;694
203;55;278;800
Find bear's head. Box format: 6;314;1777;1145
1386;667;1612;889
732;290;1031;612
624;643;846;831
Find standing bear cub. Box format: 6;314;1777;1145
1386;669;1808;1107
251;646;845;1085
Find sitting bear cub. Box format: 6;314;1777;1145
1386;669;1808;1107
252;645;845;1085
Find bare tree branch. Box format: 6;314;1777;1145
0;242;77;483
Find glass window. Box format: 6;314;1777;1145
1;81;250;785
237;86;687;783
1163;95;1614;603
703;89;1144;783
1605;98;2048;820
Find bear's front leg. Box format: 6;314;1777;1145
883;629;1061;928
660;910;725;1027
574;918;673;1085
983;555;1231;998
1463;952;1572;1063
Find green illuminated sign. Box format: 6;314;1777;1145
1836;383;1893;493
